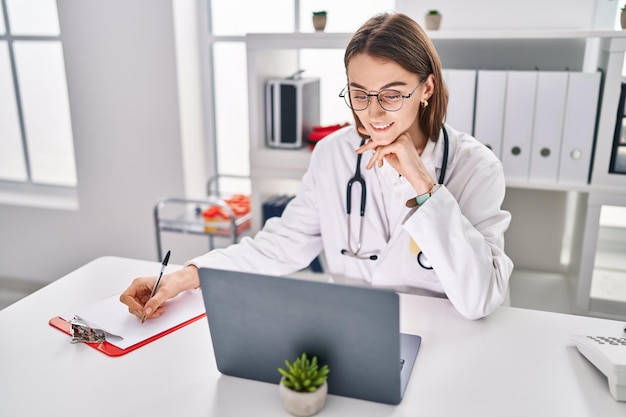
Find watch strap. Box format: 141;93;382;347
406;183;440;208
415;190;432;206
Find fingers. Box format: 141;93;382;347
120;266;200;320
355;138;377;155
356;133;419;172
119;277;170;320
142;291;170;321
119;278;153;318
360;143;395;170
366;151;381;170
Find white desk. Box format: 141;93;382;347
1;256;625;417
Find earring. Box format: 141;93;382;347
422;99;429;108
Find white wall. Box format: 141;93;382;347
0;0;189;284
396;0;618;30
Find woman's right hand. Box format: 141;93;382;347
119;265;200;320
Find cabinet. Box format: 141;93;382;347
245;30;626;319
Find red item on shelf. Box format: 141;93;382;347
306;123;350;149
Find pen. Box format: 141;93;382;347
141;250;171;324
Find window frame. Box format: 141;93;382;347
0;0;78;209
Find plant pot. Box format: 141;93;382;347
278;379;328;417
312;13;327;32
621;11;626;30
425;14;442;30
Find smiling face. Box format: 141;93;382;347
346;53;433;150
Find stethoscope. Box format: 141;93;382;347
340;127;449;269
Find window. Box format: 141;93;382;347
0;0;77;190
208;0;395;178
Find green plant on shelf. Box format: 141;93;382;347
278;353;330;392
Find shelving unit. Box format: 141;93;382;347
245;30;626;319
153;197;251;260
153;176;251;260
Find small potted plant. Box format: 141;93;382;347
278;353;330;417
621;5;626;30
312;11;327;32
425;9;442;31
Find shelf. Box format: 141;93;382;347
158;210;251;238
249;144;626;195
250;148;312;180
246;30;626;44
505;180;626;194
246;33;351;49
154;196;251;259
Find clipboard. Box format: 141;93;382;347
49;313;206;357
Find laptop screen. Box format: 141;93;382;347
199;268;421;404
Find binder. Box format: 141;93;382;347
262;194;294;223
443;69;476;134
501;70;538;181
474;70;507;160
558;72;601;185
529;71;569;183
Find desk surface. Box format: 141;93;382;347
1;256;625;417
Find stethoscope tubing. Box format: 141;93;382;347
342;127;449;265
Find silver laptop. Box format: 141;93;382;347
199;268;421;404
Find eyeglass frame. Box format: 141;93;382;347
338;78;426;112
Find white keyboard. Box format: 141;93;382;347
570;335;626;401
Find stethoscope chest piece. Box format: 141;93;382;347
417;251;433;270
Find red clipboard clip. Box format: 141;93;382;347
49;313;206;357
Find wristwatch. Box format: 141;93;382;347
406;184;441;208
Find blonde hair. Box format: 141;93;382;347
344;12;448;141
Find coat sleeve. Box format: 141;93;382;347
403;159;514;320
186;157;324;277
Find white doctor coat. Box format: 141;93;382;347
189;125;513;320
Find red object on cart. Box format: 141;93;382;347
202;194;251;233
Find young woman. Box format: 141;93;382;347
120;12;513;320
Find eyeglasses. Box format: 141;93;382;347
339;80;423;112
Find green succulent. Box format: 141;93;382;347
428;9;440;15
278;353;330;392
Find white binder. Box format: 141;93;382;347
443;69;476;135
558;72;601;185
501;71;538;181
529;71;569;183
474;70;507;160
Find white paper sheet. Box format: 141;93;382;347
61;289;206;350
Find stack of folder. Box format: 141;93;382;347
444;68;601;185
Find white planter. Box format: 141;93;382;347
312;13;327;31
425;14;442;30
278;380;328;417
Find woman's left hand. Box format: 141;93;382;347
355;129;435;195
